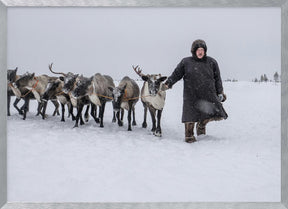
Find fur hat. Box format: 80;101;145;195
191;39;207;57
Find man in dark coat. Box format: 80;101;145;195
164;39;228;143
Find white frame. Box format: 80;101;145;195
0;0;287;209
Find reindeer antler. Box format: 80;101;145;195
48;63;67;77
132;65;146;77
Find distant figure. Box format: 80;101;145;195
163;39;228;143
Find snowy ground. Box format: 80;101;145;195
7;81;280;202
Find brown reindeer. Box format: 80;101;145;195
109;76;140;131
71;73;116;128
48;63;95;128
14;72;60;119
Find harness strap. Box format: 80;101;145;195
20;78;39;98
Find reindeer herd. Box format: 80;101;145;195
7;64;168;137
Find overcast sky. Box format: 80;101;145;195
7;7;280;81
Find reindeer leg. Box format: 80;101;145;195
52;100;60;116
90;104;98;123
154;109;163;137
61;103;65;122
67;103;71;118
36;101;43;116
127;103;133;131
149;106;156;132
80;114;85;125
112;111;116;123
120;108;124;123
38;102;48;120
99;101;106;128
94;105;100;123
74;104;84;128
7;94;11;116
13;97;23;115
112;103;116;123
22;98;30;120
69;103;76;120
84;104;90;123
132;106;137;126
117;111;123;126
142;104;147;128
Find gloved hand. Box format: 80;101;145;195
218;93;227;102
161;84;169;91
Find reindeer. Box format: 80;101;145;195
8;69;44;119
133;65;167;137
42;69;75;122
48;64;94;128
72;73;116;128
7;67;23;116
14;72;60;119
109;76;140;131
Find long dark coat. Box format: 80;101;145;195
166;56;228;123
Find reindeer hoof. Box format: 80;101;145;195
128;127;132;131
132;121;137;126
118;121;123;127
95;118;100;123
112;118;116;123
142;122;147;128
153;131;162;137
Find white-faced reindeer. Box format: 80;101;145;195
109;76;140;131
133;65;167;137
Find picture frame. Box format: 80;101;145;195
0;0;287;209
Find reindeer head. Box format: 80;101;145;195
71;76;93;98
7;67;18;84
108;84;127;112
133;65;167;96
62;73;79;94
48;63;77;94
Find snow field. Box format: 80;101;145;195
7;81;280;202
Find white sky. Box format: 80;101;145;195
7;7;281;81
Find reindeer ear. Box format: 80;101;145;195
59;76;64;81
31;73;35;78
15;67;18;72
159;76;167;82
141;75;149;81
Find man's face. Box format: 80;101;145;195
196;47;205;59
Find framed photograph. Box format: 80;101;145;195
1;0;287;209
